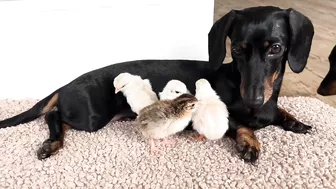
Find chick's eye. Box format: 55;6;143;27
232;47;243;55
175;91;180;94
269;44;281;54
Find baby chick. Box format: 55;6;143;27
159;79;190;100
113;72;158;114
191;78;229;141
143;79;154;91
135;93;198;153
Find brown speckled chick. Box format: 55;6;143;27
135;93;198;153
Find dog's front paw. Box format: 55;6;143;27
236;134;260;163
282;120;312;134
37;139;61;160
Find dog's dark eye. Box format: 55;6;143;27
270;44;282;54
232;47;243;55
175;91;180;94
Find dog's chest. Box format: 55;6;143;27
228;100;276;129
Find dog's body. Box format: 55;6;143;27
317;44;336;96
58;60;211;132
0;6;315;162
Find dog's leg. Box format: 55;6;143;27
37;110;69;160
226;118;260;163
111;108;137;122
235;127;260;163
276;108;312;133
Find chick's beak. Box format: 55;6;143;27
115;88;121;94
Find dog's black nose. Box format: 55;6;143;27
245;95;264;108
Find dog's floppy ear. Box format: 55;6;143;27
208;10;236;70
286;8;314;73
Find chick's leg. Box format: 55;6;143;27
159;138;176;146
149;138;162;154
193;134;206;141
188;133;206;141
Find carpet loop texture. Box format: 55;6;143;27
0;96;335;188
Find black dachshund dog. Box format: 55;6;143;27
0;6;314;163
318;44;336;96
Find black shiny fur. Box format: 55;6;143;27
207;6;314;162
0;6;315;162
57;60;211;132
317;44;336;96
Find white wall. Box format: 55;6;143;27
0;0;214;99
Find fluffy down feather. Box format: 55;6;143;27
135;93;198;153
159;80;190;100
113;72;158;114
137;101;193;139
192;78;229;140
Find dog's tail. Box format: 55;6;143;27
0;91;59;128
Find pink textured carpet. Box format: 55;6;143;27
0;96;335;188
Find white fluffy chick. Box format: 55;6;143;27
143;79;154;91
159;80;190;100
113;72;158;114
191;78;229;141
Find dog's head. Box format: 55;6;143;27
208;6;314;108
